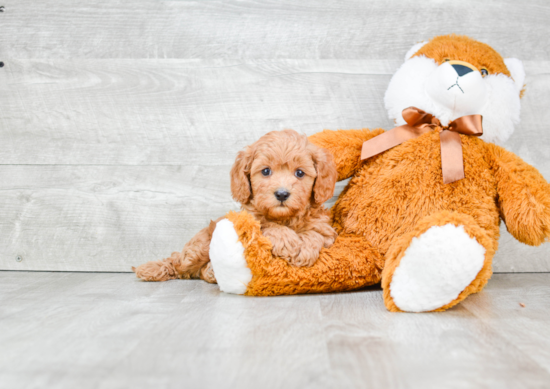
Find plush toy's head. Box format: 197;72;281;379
384;34;525;144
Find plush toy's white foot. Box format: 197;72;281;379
389;224;486;312
209;219;252;295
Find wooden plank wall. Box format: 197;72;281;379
0;0;549;272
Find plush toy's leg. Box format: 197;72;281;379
210;211;383;296
382;211;496;313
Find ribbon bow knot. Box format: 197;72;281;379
361;107;483;184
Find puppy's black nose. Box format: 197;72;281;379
452;64;474;77
275;189;290;202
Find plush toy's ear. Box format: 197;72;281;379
230;146;254;204
404;41;428;61
504;58;525;94
311;145;337;206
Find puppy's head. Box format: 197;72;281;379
230;129;337;220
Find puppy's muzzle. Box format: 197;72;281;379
274;189;290;203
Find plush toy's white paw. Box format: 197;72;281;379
390;224;485;312
209;219;252;295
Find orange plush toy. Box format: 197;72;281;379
208;34;550;312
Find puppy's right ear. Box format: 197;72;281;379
311;145;338;206
230;146;254;204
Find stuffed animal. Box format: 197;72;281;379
207;34;550;312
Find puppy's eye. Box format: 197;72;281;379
261;168;271;177
295;169;305;178
480;68;488;77
444;58;451;62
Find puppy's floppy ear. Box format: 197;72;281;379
311;145;338;206
230;146;254;204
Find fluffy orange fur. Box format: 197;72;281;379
226;210;382;296
414;34;511;77
381;211;495;312
133;129;338;281
222;36;550;312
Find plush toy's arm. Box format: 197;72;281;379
489;144;550;246
309;129;384;181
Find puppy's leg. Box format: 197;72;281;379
132;250;182;281
133;219;220;282
262;226;302;263
291;231;327;267
291;219;338;266
263;225;338;267
313;222;338;249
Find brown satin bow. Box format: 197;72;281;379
361;107;483;184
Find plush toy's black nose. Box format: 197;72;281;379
452;64;474;77
275;189;290;202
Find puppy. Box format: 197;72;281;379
133;129;338;283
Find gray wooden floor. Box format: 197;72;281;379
1;271;550;389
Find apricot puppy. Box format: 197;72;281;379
133;129;338;283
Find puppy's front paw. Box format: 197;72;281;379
319;225;337;249
269;238;301;261
289;247;319;267
263;227;301;262
323;234;336;249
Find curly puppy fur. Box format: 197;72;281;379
133;129;338;283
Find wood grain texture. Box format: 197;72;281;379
0;165;548;273
0;165;237;272
1;59;549;167
1;272;550;389
0;59;549;272
1;0;550;60
0;1;549;272
462;273;550;375
321;284;550;389
0;165;350;272
0;59;395;165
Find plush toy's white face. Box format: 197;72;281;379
425;60;488;114
384;37;525;144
